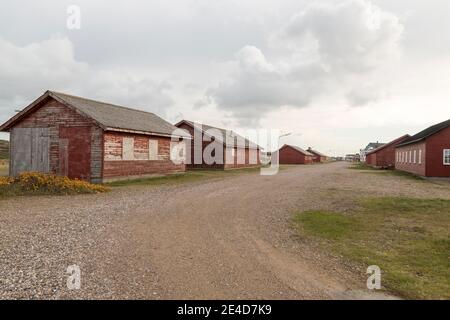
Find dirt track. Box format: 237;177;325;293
2;162;448;299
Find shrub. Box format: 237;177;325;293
1;172;109;195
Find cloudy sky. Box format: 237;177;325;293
1;0;449;155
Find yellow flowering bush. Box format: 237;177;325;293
0;176;13;186
1;172;109;195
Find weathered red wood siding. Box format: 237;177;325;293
102;131;185;181
10;97;103;182
176;122;260;170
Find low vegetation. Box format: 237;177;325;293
0;172;109;197
349;162;378;170
106;166;268;187
349;162;424;181
293;196;450;299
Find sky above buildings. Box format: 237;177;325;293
0;0;449;155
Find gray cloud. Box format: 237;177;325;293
0;36;174;124
206;0;404;124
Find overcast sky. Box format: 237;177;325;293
1;0;449;155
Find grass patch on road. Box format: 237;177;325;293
349;162;377;170
293;196;450;299
349;162;424;181
106;166;272;187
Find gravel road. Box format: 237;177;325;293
1;162;449;299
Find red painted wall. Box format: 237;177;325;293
367;135;410;168
425;126;450;177
278;146;313;164
395;142;427;176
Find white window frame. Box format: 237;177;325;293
444;149;450;165
413;150;417;164
419;149;422;165
409;150;412;163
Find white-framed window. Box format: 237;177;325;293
413;150;417;164
419;150;422;164
409;150;412;163
149;139;158;160
444;149;450;165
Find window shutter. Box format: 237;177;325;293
149;139;158;160
122;137;134;160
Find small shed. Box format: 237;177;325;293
365;134;410;168
276;144;314;164
0;91;190;183
395;119;450;177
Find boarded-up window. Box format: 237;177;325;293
170;141;185;163
122;137;134;160
149;139;158;160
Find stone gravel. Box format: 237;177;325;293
1;162;449;299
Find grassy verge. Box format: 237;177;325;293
349;162;424;181
293;197;450;299
106;166;273;187
349;162;378;170
0;172;109;198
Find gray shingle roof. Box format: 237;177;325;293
0;90;189;138
397;119;450;147
176;120;261;149
50;91;188;137
282;144;314;156
307;147;326;157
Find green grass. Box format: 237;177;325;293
349;162;378;170
293;197;450;299
106;166;271;187
349;162;424;181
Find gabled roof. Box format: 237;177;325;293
307;147;326;157
0;90;190;138
396;119;450;147
363;142;385;151
366;134;410;155
280;144;314;156
175;120;261;149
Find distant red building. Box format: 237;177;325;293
395;120;450;177
306;147;328;163
276;145;313;164
365;134;410;168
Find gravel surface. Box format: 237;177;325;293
1;162;449;299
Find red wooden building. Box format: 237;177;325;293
276;144;314;164
306;147;328;163
395;119;450;177
0;91;190;183
175;120;261;169
365;134;410;168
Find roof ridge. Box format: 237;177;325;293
50;90;158;117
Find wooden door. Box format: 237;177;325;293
11;128;49;176
59;127;91;180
